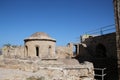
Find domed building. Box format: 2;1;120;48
24;32;56;58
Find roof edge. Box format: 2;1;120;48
24;38;56;42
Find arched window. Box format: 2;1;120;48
25;45;28;56
48;45;51;55
36;46;39;56
95;43;107;57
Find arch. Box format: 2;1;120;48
36;46;39;56
73;44;79;56
73;45;76;55
25;45;28;56
48;45;52;55
95;43;107;57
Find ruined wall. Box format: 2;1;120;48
0;41;95;80
77;32;118;80
0;56;94;80
81;32;117;59
56;43;73;58
2;42;74;59
2;46;24;58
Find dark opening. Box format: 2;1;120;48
25;45;28;56
73;45;77;56
48;46;51;54
95;43;107;57
36;46;39;56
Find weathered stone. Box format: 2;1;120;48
0;32;94;80
24;32;56;58
0;57;94;80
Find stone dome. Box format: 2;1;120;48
24;32;56;42
31;32;50;38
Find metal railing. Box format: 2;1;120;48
94;68;106;80
84;24;116;36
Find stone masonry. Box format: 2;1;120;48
1;32;95;80
74;33;118;80
24;32;56;58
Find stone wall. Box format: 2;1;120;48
2;43;74;59
1;43;96;80
0;56;94;80
56;43;73;58
25;40;56;58
76;32;118;80
80;32;117;59
2;46;24;58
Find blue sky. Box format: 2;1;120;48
0;0;115;47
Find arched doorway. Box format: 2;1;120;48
73;45;77;56
36;46;39;56
95;43;107;57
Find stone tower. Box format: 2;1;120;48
24;32;56;58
